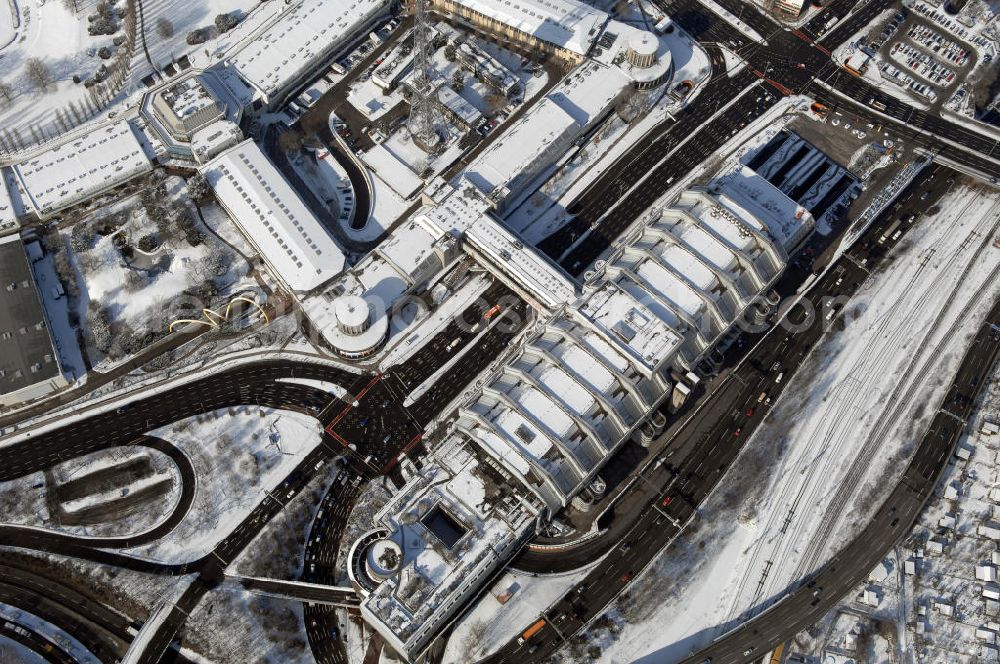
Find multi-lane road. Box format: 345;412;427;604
4;0;1000;661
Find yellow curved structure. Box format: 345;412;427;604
168;296;270;333
225;296;270;324
168;318;218;332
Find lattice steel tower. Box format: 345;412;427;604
407;0;441;150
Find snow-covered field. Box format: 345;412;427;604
567;181;1000;664
0;0;17;47
123;406;322;563
132;0;257;75
184;581;310;664
0;0;109;148
0;445;181;538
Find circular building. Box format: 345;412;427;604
366;538;403;582
326;294;389;359
626;31;658;69
618;27;673;91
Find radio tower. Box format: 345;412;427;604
407;0;441;151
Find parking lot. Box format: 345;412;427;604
870;6;981;110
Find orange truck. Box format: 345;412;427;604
518;618;546;645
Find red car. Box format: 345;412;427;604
661;495;672;508
734;428;742;437
620;571;633;583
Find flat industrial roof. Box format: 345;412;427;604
13;122;151;216
0;169;18;233
0;235;61;395
454;0;607;55
229;0;388;99
201;140;345;292
464;98;580;197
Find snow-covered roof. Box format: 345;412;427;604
201;140;345;292
355;253;411;307
191;120;243;163
453;0;608;55
546;60;630;126
592;20;674;86
464;98;580;200
713;166;814;251
415;183;493;234
672;190;785;287
0;169;18;233
464;215;577;309
229;0;389;101
364;144;425;199
455;305;668;513
13;122;152;217
436;85;482;126
376;218;441;282
579;280;683;372
165;77;219;119
360;435;537;660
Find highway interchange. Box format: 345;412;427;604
4;0;1000;662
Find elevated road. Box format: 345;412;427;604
234;576;360;608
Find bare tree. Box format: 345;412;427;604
276;128;304;153
971;60;1000;114
62;0;79;14
155;17;173;39
25;58;54;92
0;80;12;106
484;91;505;112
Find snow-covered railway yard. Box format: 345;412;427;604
788;345;1000;663
559;179;1000;664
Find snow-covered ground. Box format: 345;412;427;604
122;406;322;563
0;445;181;538
444;564;597;662
132;0;264;76
183;581;310;664
198;199;255;256
0;0;110;150
790;353;1000;663
567;180;1000;664
231;463;342;580
64;174;253;368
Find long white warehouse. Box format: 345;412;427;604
229;0;390;108
201;140;345;293
13;122;151;219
